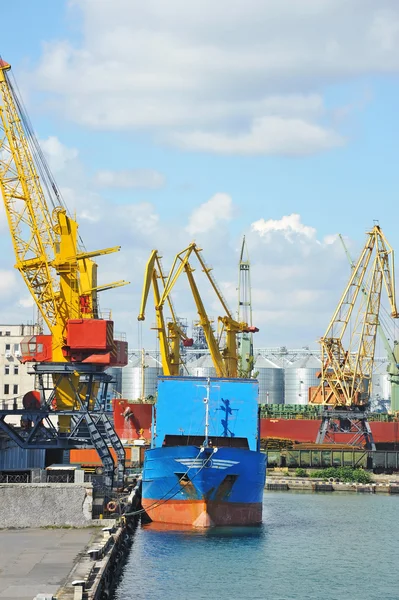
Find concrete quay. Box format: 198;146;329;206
266;477;399;493
0;528;98;600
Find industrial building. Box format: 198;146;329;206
0;324;40;423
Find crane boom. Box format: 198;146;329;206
0;60;59;329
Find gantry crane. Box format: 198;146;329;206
138;250;193;375
139;243;258;378
0;59;128;486
309;225;398;448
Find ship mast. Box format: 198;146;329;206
203;377;211;447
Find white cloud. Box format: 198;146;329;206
18;296;35;308
186;193;233;235
29;0;399;156
95;169;166;189
0;270;19;298
40;136;79;173
172;116;344;156
116;203;160;236
252;214;317;241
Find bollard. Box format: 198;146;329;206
72;580;85;600
88;548;100;560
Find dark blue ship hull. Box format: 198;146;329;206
142;444;266;527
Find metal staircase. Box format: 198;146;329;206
0;363;126;490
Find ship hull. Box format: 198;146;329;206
142;445;266;527
260;418;399;445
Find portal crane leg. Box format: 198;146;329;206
316;408;376;450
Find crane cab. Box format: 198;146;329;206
19;335;52;363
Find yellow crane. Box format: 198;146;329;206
338;233;399;414
0;59;128;426
139;243;258;378
310;225;398;407
309;225;398;447
138;250;193;376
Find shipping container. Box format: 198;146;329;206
69;445;147;472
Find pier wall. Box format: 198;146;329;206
0;483;93;528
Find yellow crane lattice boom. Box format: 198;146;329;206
0;59;59;329
310;225;398;407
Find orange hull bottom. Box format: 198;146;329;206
141;499;262;528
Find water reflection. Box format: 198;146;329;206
142;520;266;538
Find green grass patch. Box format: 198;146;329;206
310;466;371;484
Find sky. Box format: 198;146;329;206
0;0;399;352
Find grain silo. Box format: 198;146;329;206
370;360;391;411
284;354;322;405
187;354;217;378
121;353;161;401
254;355;284;404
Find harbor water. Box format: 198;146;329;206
115;491;398;600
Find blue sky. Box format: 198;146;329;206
1;0;399;350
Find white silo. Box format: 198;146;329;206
187;354;217;378
284;354;322;405
371;360;391;408
121;353;161;401
254;355;284;404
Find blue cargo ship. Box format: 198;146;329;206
142;376;266;527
